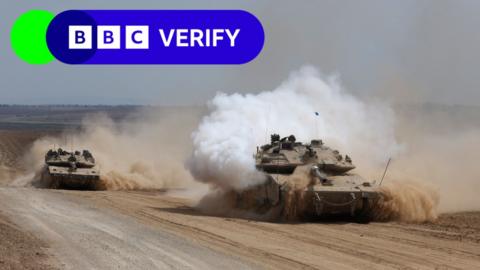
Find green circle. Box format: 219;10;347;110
11;10;55;64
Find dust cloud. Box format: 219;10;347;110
188;66;480;222
187;66;401;190
19;107;203;190
386;114;480;214
14;65;480;222
373;181;439;222
281;169;312;221
351;107;480;220
187;66;442;222
0;164;15;183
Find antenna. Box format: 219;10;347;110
379;158;391;186
264;104;271;144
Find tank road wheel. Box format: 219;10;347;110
355;198;373;224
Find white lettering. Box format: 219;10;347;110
212;29;224;47
159;29;175;47
225;29;240;47
190;29;204;47
176;29;189;47
158;28;240;47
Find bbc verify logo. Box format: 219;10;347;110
69;26;149;49
69;25;240;50
11;10;263;65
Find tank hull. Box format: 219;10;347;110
50;173;100;190
233;177;379;222
239;134;383;222
41;165;100;190
303;189;379;221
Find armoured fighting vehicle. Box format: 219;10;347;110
235;134;380;222
41;148;100;190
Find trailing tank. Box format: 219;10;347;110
41;148;100;190
235;134;380;222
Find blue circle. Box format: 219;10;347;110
47;10;97;64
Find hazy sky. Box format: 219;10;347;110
1;1;479;105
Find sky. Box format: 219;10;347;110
1;0;480;106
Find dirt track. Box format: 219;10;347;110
1;129;480;269
0;188;255;269
0;209;56;270
1;187;479;270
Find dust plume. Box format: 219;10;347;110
0;164;15;184
188;66;401;191
386;109;480;213
373;181;439;222
19;107;203;190
281;168;311;221
188;66;443;222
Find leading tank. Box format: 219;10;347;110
235;134;380;222
41;148;100;190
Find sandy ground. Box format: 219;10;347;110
0;209;57;270
0;187;479;270
1;128;480;269
0;188;255;270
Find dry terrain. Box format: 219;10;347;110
0;210;57;270
0;107;480;269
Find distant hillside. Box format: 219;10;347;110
0;105;205;131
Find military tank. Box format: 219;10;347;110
235;134;380;222
41;148;100;190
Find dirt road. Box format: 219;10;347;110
0;209;56;270
0;188;255;270
1;187;479;270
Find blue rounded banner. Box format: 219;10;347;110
46;10;265;65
